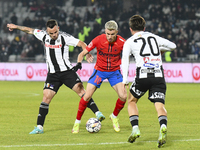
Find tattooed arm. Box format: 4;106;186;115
7;24;34;34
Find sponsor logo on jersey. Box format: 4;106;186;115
98;51;118;57
143;57;149;63
143;57;160;63
35;30;44;35
151;58;161;61
143;63;159;68
141;68;161;73
45;44;62;48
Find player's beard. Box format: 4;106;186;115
52;36;58;40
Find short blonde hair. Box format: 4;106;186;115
105;20;118;30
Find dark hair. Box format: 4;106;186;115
129;15;145;31
46;19;58;28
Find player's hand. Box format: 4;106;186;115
7;24;17;31
86;53;94;63
125;83;129;89
123;83;129;89
72;62;82;72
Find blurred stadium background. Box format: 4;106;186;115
0;0;200;63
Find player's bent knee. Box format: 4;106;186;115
42;97;52;104
118;92;127;101
128;97;138;103
83;94;92;101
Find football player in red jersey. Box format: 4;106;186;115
72;20;127;133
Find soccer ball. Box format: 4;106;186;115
86;118;101;133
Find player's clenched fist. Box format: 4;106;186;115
7;24;17;31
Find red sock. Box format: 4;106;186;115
113;98;126;116
76;97;89;120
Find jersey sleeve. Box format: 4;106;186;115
86;36;99;52
33;29;46;41
156;35;176;51
121;40;132;84
62;33;80;47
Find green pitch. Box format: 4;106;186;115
0;81;200;150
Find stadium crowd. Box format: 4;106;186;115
0;0;200;62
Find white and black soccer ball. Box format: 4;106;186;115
86;118;101;133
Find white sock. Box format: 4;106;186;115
161;124;167;129
37;125;43;130
95;111;100;116
132;125;139;130
112;113;117;118
75;119;81;124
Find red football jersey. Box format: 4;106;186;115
86;34;125;72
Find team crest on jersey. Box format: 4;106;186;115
88;42;93;48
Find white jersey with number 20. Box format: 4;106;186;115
122;31;176;84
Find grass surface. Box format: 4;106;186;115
0;81;200;150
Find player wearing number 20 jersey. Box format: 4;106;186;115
122;31;176;81
122;15;176;147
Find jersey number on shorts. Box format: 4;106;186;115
94;75;102;84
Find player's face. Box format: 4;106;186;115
47;25;59;40
105;29;118;43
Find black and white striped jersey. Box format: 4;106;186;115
122;31;176;84
33;29;79;73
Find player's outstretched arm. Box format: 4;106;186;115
7;24;34;34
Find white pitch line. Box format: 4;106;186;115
1;139;200;148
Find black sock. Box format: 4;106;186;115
129;115;139;127
158;115;167;127
37;102;49;126
87;98;99;114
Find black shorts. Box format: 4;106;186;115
130;77;166;104
44;70;82;93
